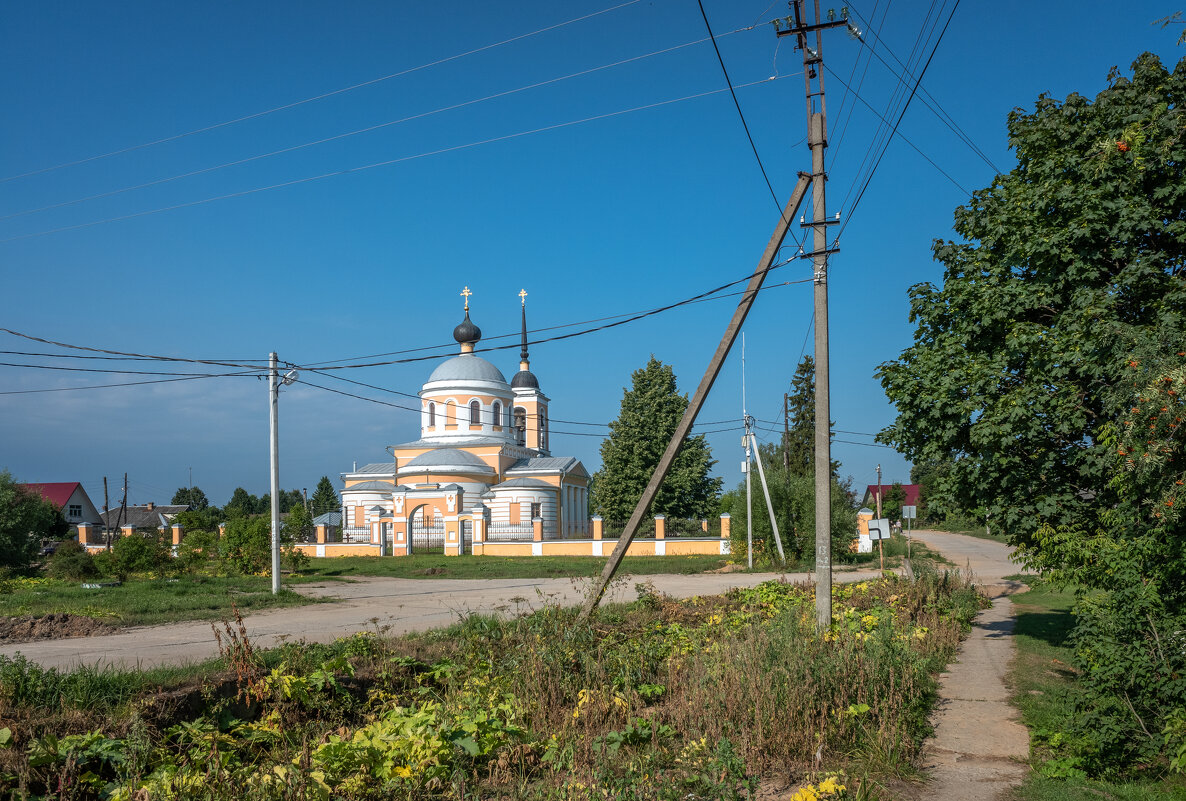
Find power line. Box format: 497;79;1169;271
0;327;265;369
0;0;645;185
3;28;762;223
0;372;256;396
0;361;266;378
2;78;781;244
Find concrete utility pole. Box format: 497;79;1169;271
777;0;850;629
744;431;754;569
748;425;787;564
269;352;281;596
876;462;884;570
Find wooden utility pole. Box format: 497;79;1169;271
778;0;849;629
577;174;812;620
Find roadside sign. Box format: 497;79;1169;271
867;518;892;541
902;505;917;520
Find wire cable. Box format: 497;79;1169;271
0;327;266;369
0;372;259;396
3;77;781;244
0;0;645;185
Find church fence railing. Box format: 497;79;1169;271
486;523;534;541
663;518;707;537
600;518;656;539
342;526;371;543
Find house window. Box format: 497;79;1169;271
491;401;501;428
68;504;82;519
428;402;435;427
469;400;481;425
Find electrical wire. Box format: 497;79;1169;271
3;28;763;223
2;77;781;244
0;327;266;369
0;361;266;378
0;372;258;396
0;0;645;185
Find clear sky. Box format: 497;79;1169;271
1;1;1181;509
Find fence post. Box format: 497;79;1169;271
720;513;731;540
316;524;327;544
701;518;709;533
592;515;603;540
171;524;184;546
77;522;92;546
121;525;135;540
472;505;485;556
532;517;543;542
654;514;666;540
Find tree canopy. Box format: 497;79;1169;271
878;53;1186;545
0;471;68;571
310;476;339;516
171;486;209;510
590;357;722;520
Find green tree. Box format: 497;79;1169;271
171;486;209;510
590;357;723;520
780;356;838;477
285;503;314;543
224;487;259;519
310;476;339;516
221;515;304;574
0;471;67;572
880;482;907;523
877;53;1186;546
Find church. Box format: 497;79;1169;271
337;290;590;553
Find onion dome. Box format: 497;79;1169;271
512;289;539;389
511;369;539;389
452;311;481;349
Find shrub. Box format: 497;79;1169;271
111;530;173;577
176;528;220;573
45;539;98;580
221;516;306;575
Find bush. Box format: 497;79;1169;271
110;530;173;578
221;516;306;574
45;540;98;580
176;528;220;573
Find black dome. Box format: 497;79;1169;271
452;311;481;345
511;369;539;389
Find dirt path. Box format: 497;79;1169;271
909;530;1031;801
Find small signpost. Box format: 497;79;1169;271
901;506;917;577
867;517;891;571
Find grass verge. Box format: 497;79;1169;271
296;553;745;580
0;569;984;799
1009;582;1186;800
0;575;316;628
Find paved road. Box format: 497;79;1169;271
910;528;1026;588
0;567;878;671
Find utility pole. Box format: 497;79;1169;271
783;392;790;470
103;476;109;549
742;334;753;568
777;0;850;629
876;462;884;570
269;352;281;596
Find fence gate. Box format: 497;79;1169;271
410;508;445;553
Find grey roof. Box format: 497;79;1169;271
427;354;508;385
313;511;342;526
492;477;556;490
368;505;385;512
507;456;587;476
342;480;396;492
351;463;396;474
401;448;494;472
394;436;508;449
101;504;189;529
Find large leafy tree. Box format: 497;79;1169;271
171;486;209;510
878;53;1186;546
591;357;723;520
0;471;68;570
310;476;339;516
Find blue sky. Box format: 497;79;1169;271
1;1;1180;508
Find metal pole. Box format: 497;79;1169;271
269;352;281;595
577;175;812;620
750;430;786;564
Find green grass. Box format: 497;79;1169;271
295;552;745;579
0;574;317;627
1008;582;1186;800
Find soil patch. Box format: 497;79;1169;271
0;613;116;643
709;563;747;574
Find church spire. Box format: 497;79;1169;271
519;289;529;369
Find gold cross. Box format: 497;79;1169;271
519;288;528;306
460;286;472;311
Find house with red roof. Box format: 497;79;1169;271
862;484;921;513
18;482;103;527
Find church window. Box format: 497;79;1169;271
514;407;527;445
492;401;501;428
469;400;481;425
445;401;456;428
531;502;541;520
428;402;436;428
540;408;548;449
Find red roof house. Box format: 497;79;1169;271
18;482;103;526
861;483;921;511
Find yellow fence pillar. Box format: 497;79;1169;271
591;516;603;540
654;514;666;540
720;513;731;540
532;517;543;542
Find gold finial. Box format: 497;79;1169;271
460;286;472;311
519;288;528;306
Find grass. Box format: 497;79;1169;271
0;574;316;627
0;571;985;799
295;553;744;580
1008;582;1186;801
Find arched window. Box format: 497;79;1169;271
469;400;481;425
492;401;502;428
540;408;548;449
427;402;436;428
514;407;527;445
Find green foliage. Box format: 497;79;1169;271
170;486;208;510
45;539;99;580
877;53;1186;545
727;447;857;564
176;528;221;573
111;531;174;578
171;506;223;532
590;356;723;520
310;476;339;516
0;470;67;572
223;487;259;519
220;515;306;574
880;482;907;523
782;355;839;478
284;503;313;543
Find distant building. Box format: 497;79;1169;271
100;502;189;532
338;291;590;550
861;484;921;513
18;482;102;527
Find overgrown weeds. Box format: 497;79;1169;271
0;572;984;799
